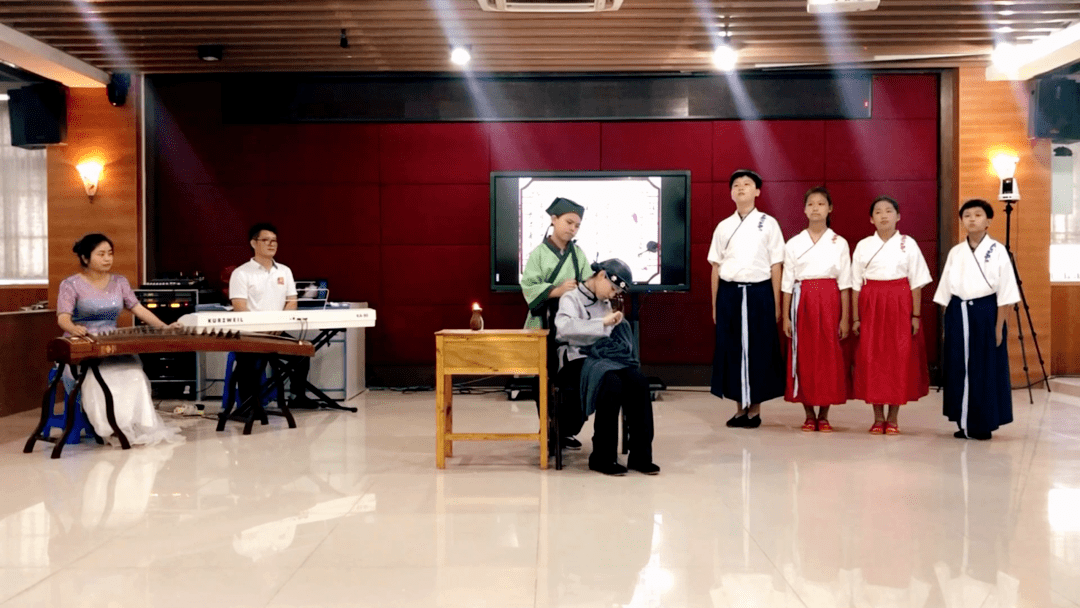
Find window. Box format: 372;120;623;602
0;100;48;284
1051;143;1080;283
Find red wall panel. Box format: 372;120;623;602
266;184;381;246
379;123;490;184
154;74;940;373
825;180;939;242
871;74;939;121
824;119;938;182
689;182;714;246
286;245;382;305
601;121;713;182
379;245;488;306
380;184;489;246
713;120;826;183
261;124;381;185
488;122;602;172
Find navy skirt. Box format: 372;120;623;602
711;279;785;406
942;294;1013;435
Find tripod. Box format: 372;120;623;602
1002;200;1051;404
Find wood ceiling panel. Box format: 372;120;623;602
0;0;1076;73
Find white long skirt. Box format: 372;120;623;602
73;356;185;447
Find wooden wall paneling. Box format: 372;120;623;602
0;311;58;418
958;67;1052;388
1051;285;1080;375
47;85;143;328
0;287;48;313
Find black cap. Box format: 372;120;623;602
545;197;585;218
590;258;633;292
729;169;763;189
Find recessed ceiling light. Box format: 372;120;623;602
712;42;738;72
450;46;471;66
197;44;224;62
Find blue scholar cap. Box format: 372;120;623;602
591;258;633;291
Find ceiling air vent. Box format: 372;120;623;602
477;0;623;12
807;0;880;14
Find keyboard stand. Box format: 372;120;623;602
274;328;358;413
219;328;359;425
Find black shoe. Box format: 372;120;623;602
968;431;992;440
954;430;968;439
726;413;748;428
562;436;582;450
744;415;762;429
588;461;628;476
628;462;661;475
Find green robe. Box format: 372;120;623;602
522;239;591;329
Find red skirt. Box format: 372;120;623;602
785;279;850;406
852;278;929;405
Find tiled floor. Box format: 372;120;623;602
1;385;1078;607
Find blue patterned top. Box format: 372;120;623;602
57;274;139;334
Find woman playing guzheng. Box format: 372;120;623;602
56;233;183;446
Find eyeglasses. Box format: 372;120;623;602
256;238;278;245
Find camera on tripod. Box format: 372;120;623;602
992;153;1020;202
987;151;1049;400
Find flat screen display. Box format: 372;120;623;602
491;171;690;292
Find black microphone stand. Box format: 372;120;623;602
1001;198;1050;403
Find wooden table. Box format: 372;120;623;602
434;329;548;469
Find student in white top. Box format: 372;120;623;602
780;187;852;432
707;169;786;429
228;222;311;411
933;199;1020;440
850;196;932;435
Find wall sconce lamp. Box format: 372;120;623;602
76;162;103;203
991;153;1020;202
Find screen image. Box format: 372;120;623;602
519;177;662;286
491;171;690;292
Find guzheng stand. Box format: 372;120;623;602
434;329;549;470
25;360;130;459
25;329;315;454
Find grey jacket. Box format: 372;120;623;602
554;283;613;362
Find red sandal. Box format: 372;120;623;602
802;418;817;432
869;422;885;435
816;419;834;433
884;422;900;435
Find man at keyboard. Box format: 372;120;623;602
228;222;315;410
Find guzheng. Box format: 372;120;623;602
47;326;315;364
178;308;377;333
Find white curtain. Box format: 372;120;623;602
0;100;48;284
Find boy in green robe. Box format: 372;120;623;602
521;197;591;451
522;197;591;329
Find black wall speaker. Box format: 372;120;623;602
8;83;67;149
1029;77;1080;142
107;73;130;107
